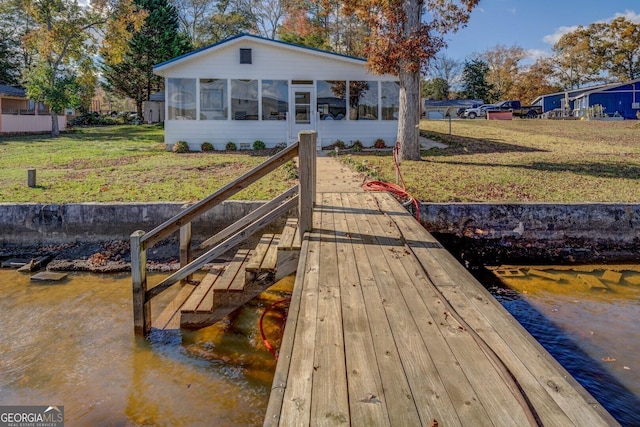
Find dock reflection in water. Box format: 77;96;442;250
0;270;293;426
485;265;640;426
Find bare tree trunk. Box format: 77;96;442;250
397;68;421;161
50;110;60;137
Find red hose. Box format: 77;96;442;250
363;141;420;222
259;298;291;360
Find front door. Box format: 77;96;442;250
289;85;316;144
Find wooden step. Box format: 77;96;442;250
213;248;253;292
181;269;223;313
278;217;301;251
245;234;280;282
154;282;198;330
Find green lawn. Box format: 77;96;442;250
0;125;296;203
2;121;639;204
342;119;640;203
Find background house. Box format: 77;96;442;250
143;91;165;123
532;79;640;119
153;34;400;150
0;84;66;134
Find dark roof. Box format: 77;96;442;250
0;84;26;98
423;99;483;108
148;91;164;102
531;79;640;105
154;33;366;72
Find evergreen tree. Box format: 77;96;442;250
102;0;192;118
0;28;21;84
461;59;492;102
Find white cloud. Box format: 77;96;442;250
508;8;517;15
525;49;549;62
542;25;579;45
612;10;640;23
544;9;640;45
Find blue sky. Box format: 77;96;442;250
441;0;640;63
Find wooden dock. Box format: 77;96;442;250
264;192;617;426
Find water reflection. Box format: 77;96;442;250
484;265;640;426
0;270;293;426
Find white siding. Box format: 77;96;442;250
157;36;398;150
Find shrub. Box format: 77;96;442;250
253;140;266;150
272;142;287;153
350;140;364;152
374;138;386;149
201;141;214;152
636;111;640;120
172;140;190;153
225;141;237;151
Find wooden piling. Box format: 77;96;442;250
298;131;316;235
131;230;150;335
27;169;36;188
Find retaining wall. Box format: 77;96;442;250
2;202;639;263
421;203;640;264
0;201;266;246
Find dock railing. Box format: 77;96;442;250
131;131;317;336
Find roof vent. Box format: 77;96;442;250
240;48;252;64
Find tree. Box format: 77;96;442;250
510;59;562;105
339;0;479;161
477;44;525;102
594;17;640;81
422;78;449;100
102;0;191;118
0;0;36;84
22;0;145;136
198;0;254;46
171;0;216;47
549;27;603;90
460;59;491;102
0;28;20;84
427;53;461;95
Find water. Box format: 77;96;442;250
483;265;640;426
0;270;293;426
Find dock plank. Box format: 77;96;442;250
332;193;390;425
363;193;528;426
278;205;323;426
266;192;618;427
372;192;615;426
310;193;349;424
341;195;422;426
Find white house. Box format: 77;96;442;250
153;33;400;150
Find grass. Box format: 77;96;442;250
2;121;639;204
339;119;640;203
0;125;296;203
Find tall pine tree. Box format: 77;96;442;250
102;0;191;118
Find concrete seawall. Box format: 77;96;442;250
421;203;640;264
0;201;266;245
2;202;639;263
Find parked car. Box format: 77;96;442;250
463;104;496;119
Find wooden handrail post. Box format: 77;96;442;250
298;130;317;235
179;223;192;284
131;230;150;336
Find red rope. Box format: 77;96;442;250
363;141;421;222
259;298;290;360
